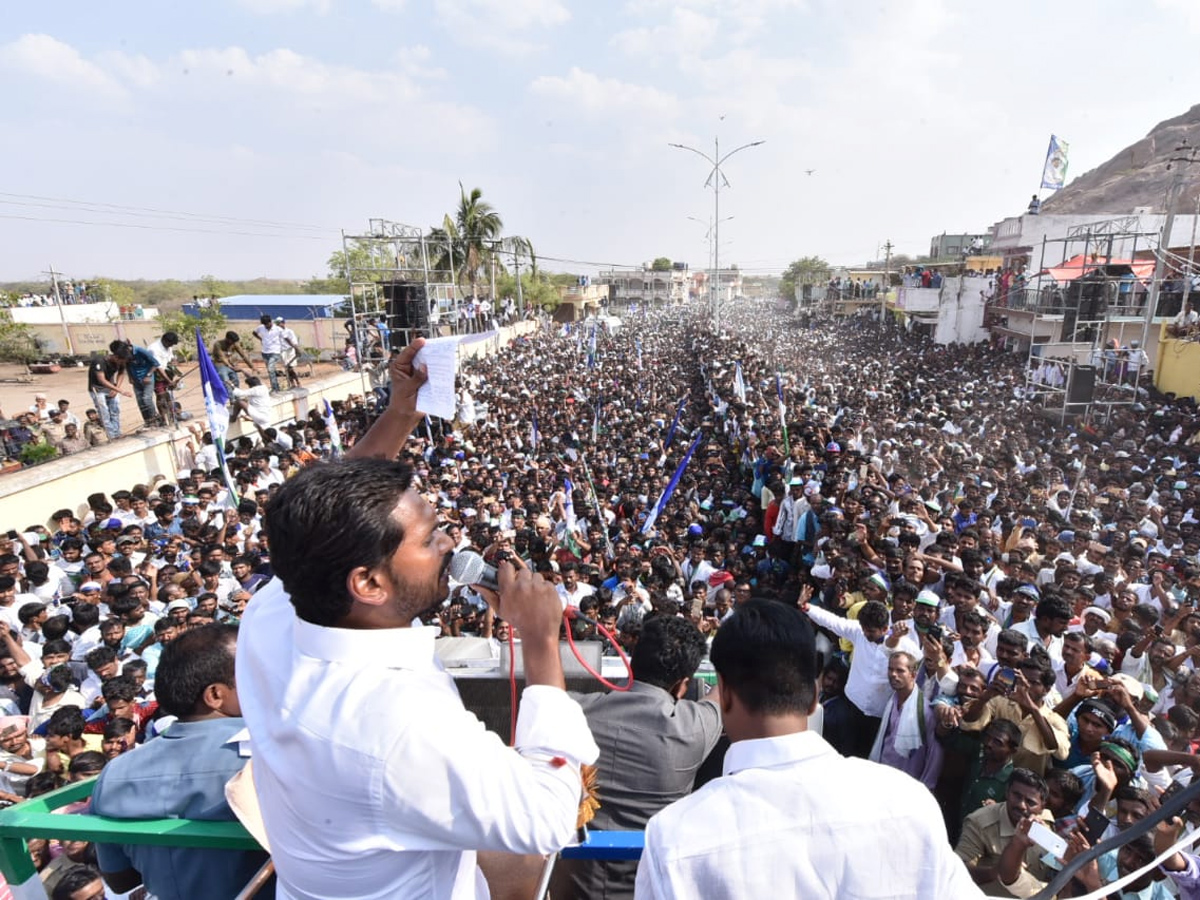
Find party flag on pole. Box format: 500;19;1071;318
733;361;746;403
195;329;240;502
643;430;703;535
776;373;790;455
323;399;343;457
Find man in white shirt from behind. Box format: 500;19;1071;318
635;599;983;899
237;341;598;900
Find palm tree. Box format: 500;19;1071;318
443;183;504;298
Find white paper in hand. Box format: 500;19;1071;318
410;331;496;419
411;336;462;420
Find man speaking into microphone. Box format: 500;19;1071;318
237;340;599;900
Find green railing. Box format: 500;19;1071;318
0;779;260;890
0;779;641;896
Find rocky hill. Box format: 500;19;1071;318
1042;104;1200;215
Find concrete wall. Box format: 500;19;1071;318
0;321;538;524
28;318;352;358
933;276;990;345
1156;333;1200;401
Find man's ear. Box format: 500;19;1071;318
347;565;391;608
202;681;237;715
717;673;734;717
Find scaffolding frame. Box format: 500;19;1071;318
1011;219;1161;425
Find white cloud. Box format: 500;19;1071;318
0;33;128;103
612;8;720;59
434;0;570;54
530;67;678;119
233;0;332;13
1154;0;1200;33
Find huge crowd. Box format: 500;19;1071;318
8;300;1200;897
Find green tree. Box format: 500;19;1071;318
158;305;229;361
779;256;831;300
429;184;506;297
89;278;136;309
0;309;41;364
651;257;673;271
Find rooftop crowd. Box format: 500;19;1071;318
7;299;1200;897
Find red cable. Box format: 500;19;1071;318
508;626;517;747
506;614;634;746
564;616;634;692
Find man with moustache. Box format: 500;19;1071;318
237;341;598;900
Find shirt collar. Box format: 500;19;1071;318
292;616;441;670
722;729;833;777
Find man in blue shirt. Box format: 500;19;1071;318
90;623;271;899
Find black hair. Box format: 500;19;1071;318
100;675;137;705
41;639;71;658
1045;768;1085;809
266;459;415;626
1035;596;1073;623
85;646;117;672
45;705;86;740
52;865;103;900
630;615;708;691
17;602;46;625
984;717;1021;748
72;604;101;629
711;599;817;715
67;751;105;778
858;599;889;630
44;664;77;694
103;717;137;741
1008;767;1049;801
154;623;237;718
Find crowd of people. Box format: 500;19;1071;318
8;299;1200;896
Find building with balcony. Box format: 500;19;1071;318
597;263;690;307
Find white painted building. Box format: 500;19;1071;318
597;264;690;305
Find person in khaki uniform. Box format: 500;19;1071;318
955;768;1056;897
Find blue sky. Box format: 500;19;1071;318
4;0;1200;282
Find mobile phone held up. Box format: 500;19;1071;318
991;667;1017;695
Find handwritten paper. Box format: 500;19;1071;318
412;332;496;420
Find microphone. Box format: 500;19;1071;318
448;550;499;592
564;605;598;627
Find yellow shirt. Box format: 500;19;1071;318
959;696;1070;776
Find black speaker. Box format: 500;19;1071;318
1067;365;1096;407
383;281;431;338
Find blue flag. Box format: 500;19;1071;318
563;476;577;532
530;409;540;451
635;338;643;370
663;396;687;451
196;329;239;502
323;399;343;458
587;323;597;368
776;373;790;455
643;430;703;535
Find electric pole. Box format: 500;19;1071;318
881;241;894;322
1142;141;1200;355
43;266;75;355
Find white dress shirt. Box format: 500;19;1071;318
237;579;599;900
805;605;918;717
635;730;984;899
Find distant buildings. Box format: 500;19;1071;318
597;263;691;306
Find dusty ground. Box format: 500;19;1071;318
0;358;345;435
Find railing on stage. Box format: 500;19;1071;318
0;778;645;899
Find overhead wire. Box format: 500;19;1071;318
0;191;335;233
0;212;332;241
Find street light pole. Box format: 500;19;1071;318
670;135;764;330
